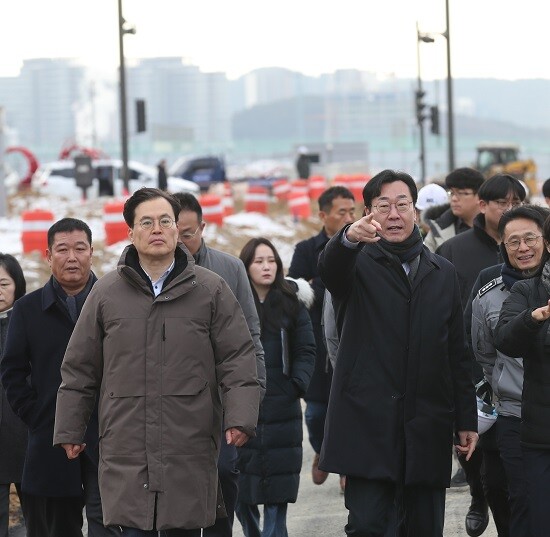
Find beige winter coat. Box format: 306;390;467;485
54;245;260;531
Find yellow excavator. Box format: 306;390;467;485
475;142;537;195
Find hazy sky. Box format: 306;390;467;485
1;0;548;80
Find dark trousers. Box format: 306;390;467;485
304;401;327;454
343;476;445;537
203;438;238;537
522;446;550;537
458;431;510;536
235;502;288;537
0;483;22;537
496;416;531;537
118;527;200;536
20;493;84;537
21;449;118;537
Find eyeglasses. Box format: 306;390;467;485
504;235;542;251
447;189;475;199
136;217;175;230
490;199;523;210
372;200;413;214
179;224;202;240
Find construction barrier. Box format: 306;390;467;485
287;190;311;220
222;182;234;217
348;174;371;201
308;175;328;200
290;179;308;196
200;194;224;226
21;209;54;256
244;185;269;214
272;179;290;201
103;202;128;246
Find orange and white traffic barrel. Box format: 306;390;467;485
21;209;54;256
244;185;269;214
222;182;234;217
103;202;128;246
287;190;311;220
272;179;290;201
200;194;224;226
308;175;328;201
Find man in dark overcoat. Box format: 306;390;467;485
318;169;478;537
0;218;116;537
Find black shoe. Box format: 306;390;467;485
450;467;467;488
465;501;489;537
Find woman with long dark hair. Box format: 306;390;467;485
0;253;27;537
236;238;315;537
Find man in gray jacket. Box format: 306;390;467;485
173;192;265;537
472;205;549;537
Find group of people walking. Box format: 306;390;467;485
0;168;549;537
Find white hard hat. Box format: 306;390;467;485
416;183;448;211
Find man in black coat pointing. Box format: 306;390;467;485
318;169;478;537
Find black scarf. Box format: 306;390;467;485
376;225;424;263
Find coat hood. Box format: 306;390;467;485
286;277;315;309
423;203;451;222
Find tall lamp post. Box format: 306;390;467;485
444;0;455;171
117;0;135;194
416;22;434;185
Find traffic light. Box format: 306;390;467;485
430;105;440;135
415;89;426;124
136;99;146;133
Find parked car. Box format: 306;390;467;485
169;156;226;192
31;159;199;199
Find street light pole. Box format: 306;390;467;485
416;22;427;185
416;23;435;186
117;0;135;194
444;0;456;171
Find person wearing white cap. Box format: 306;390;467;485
415;183;448;237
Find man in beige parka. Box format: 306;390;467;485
53;188;261;536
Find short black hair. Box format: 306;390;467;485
498;205;550;238
477;174;526;203
318;186;355;212
0;253;26;301
172;192;202;222
123;188;181;227
445;167;485;192
363;169;417;209
542;178;550;198
47;218;92;249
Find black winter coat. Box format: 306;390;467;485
494;276;550;448
0;310;27;484
0;276;99;496
237;300;315;504
436;213;501;309
288;230;332;403
318;229;477;487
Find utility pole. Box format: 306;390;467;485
416;22;434;186
117;0;135;194
444;0;456;171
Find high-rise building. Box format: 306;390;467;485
126;57;231;155
16;58;84;154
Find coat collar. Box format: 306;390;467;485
313;228;330;249
41;274;98;312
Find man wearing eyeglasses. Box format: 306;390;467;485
437;174;526;537
53;188;261;536
318;169;478;537
173;192;266;537
472;205;550;537
424;167;485;253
